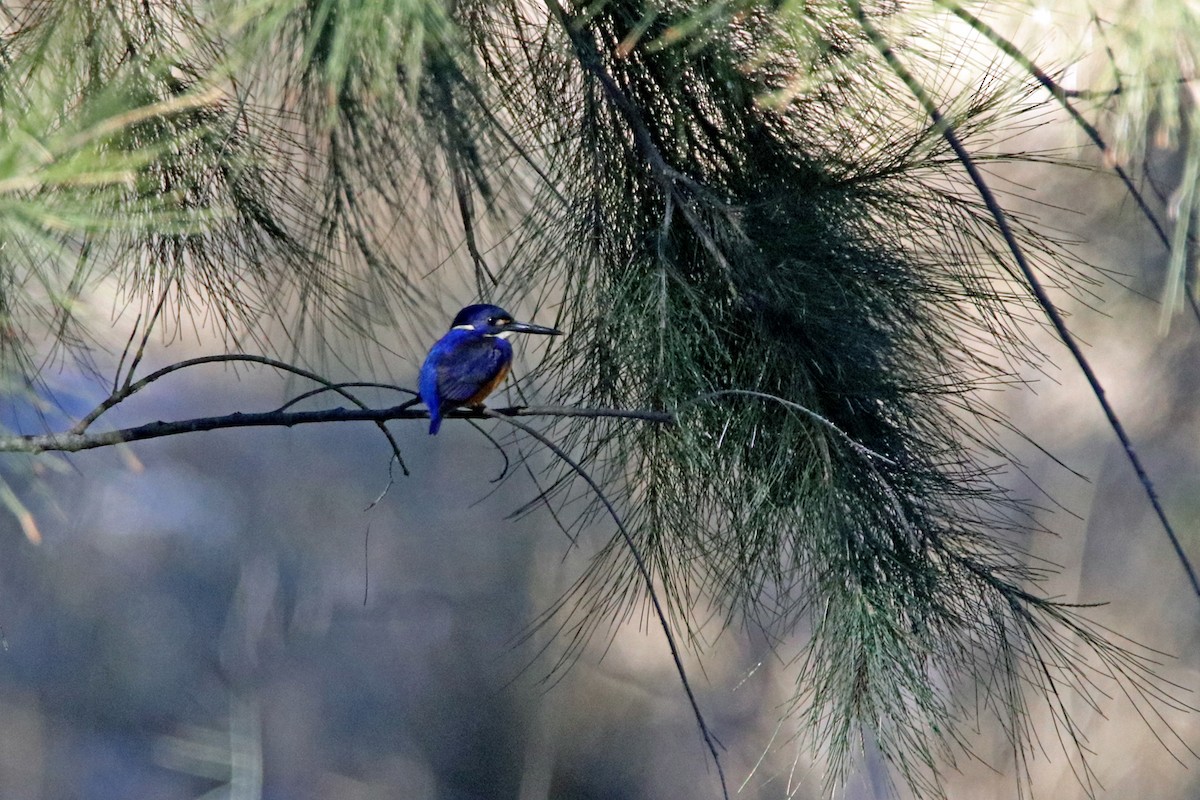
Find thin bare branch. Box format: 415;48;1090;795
0;402;674;454
851;0;1200;603
936;0;1200;329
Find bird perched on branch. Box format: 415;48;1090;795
419;304;562;435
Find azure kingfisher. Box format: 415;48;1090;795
419;304;562;434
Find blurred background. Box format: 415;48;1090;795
2;5;1200;800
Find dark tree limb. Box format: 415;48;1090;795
0;403;675;454
936;1;1200;327
851;0;1200;603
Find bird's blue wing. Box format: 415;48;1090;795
435;335;511;403
419;331;513;434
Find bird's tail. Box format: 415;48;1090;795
428;412;442;435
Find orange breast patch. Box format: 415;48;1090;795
465;362;510;406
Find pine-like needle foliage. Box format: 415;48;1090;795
0;1;1190;797
0;0;309;360
467;2;1184;795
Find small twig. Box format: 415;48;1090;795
852;0;1200;603
113;310;144;396
490;404;674;424
364;454;405;511
451;154;499;292
938;2;1171;246
122;287;173;393
272;382;419;413
363;523;371;606
465;418;513;484
481;409;730;800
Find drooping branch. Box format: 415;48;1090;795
936;0;1200;327
850;0;1200;602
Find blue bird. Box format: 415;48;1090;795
419;304;562;434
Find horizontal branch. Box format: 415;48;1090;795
0;405;676;455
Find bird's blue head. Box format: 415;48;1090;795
448;304;562;338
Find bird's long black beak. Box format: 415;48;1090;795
506;320;562;336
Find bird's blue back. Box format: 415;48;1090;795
419;328;513;434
